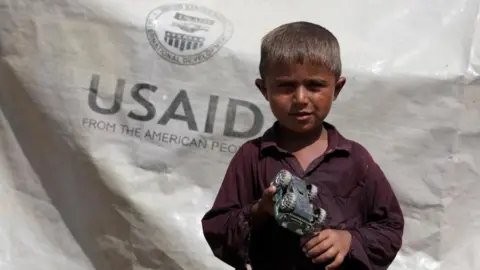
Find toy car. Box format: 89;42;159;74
271;169;327;236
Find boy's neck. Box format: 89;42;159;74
277;123;327;153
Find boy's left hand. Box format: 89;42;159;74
302;229;352;269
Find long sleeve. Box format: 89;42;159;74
201;143;258;269
346;148;405;270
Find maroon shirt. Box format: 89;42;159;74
202;122;404;270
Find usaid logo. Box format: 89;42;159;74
145;3;234;65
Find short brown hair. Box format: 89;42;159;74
259;21;342;79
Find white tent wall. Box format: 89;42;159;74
0;0;479;269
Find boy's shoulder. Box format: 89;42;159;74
330;126;384;180
314;122;377;164
234;134;266;158
232;124;278;161
345;138;376;162
328;125;377;165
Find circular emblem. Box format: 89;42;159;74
145;4;234;65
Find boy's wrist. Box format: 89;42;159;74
251;200;266;216
250;200;270;228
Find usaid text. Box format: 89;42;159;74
86;74;265;139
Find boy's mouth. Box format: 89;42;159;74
290;112;312;116
289;112;313;121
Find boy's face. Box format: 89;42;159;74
256;61;345;134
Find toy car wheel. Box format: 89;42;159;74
279;192;296;212
273;170;292;188
315;208;327;225
307;185;318;200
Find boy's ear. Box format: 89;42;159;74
255;78;268;100
333;76;346;101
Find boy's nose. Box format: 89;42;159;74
293;86;309;104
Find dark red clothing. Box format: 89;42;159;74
202;122;404;270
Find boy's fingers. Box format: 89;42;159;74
305;238;333;258
312;246;338;264
325;253;345;269
302;231;329;251
264;185;276;197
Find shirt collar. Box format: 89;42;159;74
259;121;352;155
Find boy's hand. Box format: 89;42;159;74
252;185;276;217
302;229;352;269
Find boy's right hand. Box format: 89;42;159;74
252;185;276;217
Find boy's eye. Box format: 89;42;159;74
277;82;296;88
274;80;328;92
305;81;327;88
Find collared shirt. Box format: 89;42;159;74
202;122;404;270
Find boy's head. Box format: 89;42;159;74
255;21;346;134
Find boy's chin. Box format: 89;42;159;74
282;122;322;134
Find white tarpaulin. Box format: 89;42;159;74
0;0;479;269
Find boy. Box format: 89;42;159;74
201;21;404;270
